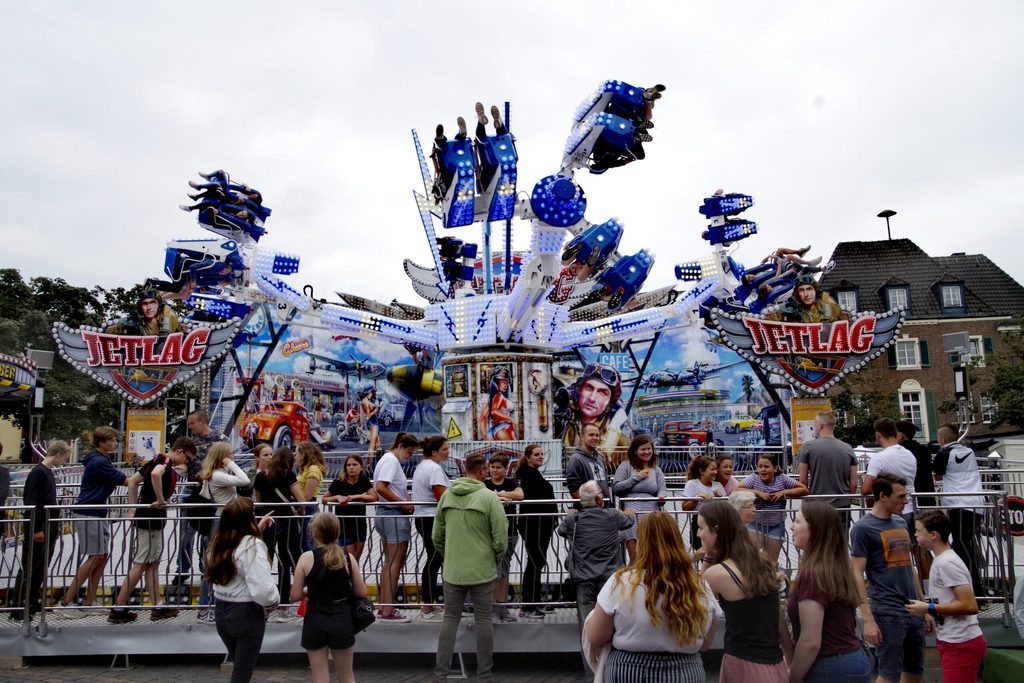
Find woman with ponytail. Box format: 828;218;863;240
291;512;366;683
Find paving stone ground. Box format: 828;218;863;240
0;649;946;683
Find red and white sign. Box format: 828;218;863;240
711;310;906;395
53;319;243;405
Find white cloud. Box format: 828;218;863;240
2;1;1023;316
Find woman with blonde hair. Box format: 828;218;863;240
787;502;870;682
296;441;327;551
291;512;367;683
200;442;250;505
586;511;721;682
197;442;250;621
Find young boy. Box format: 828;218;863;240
484;453;523;622
907;510;987;683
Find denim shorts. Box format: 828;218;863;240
874;613;925;681
747;520;786;539
374;507;411;543
803;648;871;683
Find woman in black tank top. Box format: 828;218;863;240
290;512;367;683
697;501;788;683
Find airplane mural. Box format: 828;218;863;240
638;359;746;389
303;352;386;381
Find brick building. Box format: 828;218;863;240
819;238;1024;441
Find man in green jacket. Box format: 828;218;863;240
432;453;508;682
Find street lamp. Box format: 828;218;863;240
877;209;897;240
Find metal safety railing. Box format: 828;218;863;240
1;488;1017;629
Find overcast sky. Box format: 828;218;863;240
2;2;1022;311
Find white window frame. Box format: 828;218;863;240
887;286;910;311
895;338;920;369
900;392;924;432
898;380;929;439
940;284;964;309
980;393;997;424
969;335;986;367
836;290;858;312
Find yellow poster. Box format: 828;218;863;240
126;407;166;467
790;397;831;455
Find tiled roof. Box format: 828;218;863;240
819;239;1024;319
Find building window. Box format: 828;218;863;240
896;340;920;368
980;394;997;424
899;379;930;440
836;289;858;312
969;335;986;366
886;286;910;311
940;285;963;308
901;391;924;432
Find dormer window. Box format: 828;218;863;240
886;286;910;311
836;289;859;312
940;285;962;308
938;283;966;315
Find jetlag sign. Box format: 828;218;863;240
710;310;905;395
53;319;243;404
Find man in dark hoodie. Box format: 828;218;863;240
54;427;127;616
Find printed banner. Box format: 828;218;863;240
126;407;167;467
790;397;832;455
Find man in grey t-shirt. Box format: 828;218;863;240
797;411;858;515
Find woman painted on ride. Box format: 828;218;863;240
478;366;517;441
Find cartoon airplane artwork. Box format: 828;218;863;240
303;352;386;381
639;359;747;389
386;360;443;432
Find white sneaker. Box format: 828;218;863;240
53;606;87;619
419;610;444;622
268;609;300;624
377;611;411;623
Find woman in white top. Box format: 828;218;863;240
198;442;251;617
208;497;278;683
201;442;251;506
373;432;419;622
586;511;721;682
682;456;725;552
411;435;450;620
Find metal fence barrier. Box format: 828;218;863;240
1;487;1017;631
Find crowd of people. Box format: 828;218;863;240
5;409;997;683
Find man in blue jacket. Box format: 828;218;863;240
54;427;127;616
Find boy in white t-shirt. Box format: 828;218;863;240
906;510;986;682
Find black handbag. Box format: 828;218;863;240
184;481;214;535
347;554;375;633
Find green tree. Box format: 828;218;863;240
986;320;1024;429
829;380;901;446
741;374;755;403
0;270;174;445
